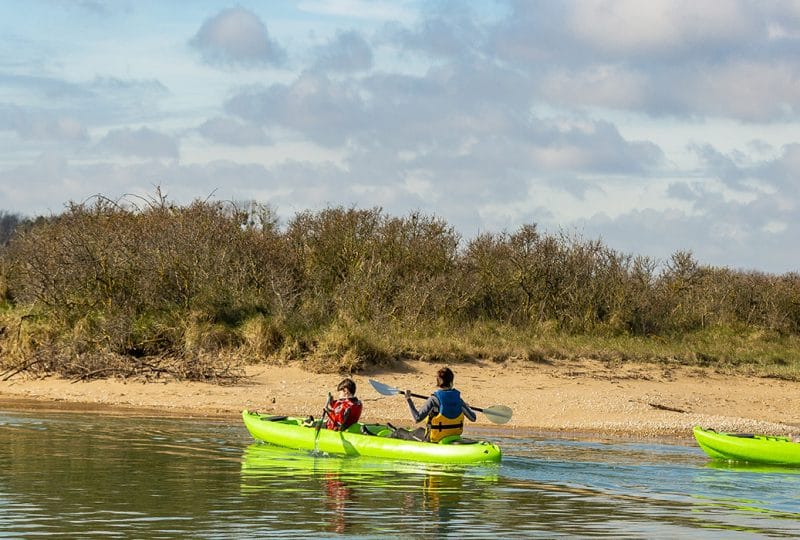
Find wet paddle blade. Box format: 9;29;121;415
479;404;513;424
369;378;400;396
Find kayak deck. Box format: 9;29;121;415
693;426;800;466
242;410;502;464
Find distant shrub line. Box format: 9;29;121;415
0;193;798;379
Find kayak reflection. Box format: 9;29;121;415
704;460;800;475
240;443;499;535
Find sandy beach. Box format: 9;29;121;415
2;358;798;440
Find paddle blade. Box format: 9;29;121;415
479;405;513;424
369;378;400;396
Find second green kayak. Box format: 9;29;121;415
693;426;800;465
242;410;502;464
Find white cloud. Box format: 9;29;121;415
763;220;788;234
540;65;647;110
0;106;88;141
96;127;179;160
189;7;286;67
683;61;800;121
311;30;373;73
196;117;271;146
401;171;436;201
225;72;366;146
298;0;417;22
568;0;754;56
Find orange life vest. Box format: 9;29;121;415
325;397;362;431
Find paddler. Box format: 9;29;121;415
402;367;476;442
302;378;363;431
324;378;363;431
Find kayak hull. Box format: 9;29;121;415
693;426;800;466
242;410;502;464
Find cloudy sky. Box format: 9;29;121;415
2;1;799;273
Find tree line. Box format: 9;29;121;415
0;193;798;379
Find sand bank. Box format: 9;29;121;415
2;358;798;439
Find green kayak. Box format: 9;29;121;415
693;426;800;466
242;410;502;464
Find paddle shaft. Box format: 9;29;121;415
368;379;511;423
314;392;332;443
406;391;488;413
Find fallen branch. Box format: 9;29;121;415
71;367;133;382
647;402;687;414
1;358;47;381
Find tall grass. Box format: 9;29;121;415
1;192;798;380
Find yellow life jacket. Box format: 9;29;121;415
427;411;464;443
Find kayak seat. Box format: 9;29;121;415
385;424;427;441
354;424;389;436
439;435;478;445
448;438;479;445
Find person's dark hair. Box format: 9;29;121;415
436;367;454;388
337;378;356;394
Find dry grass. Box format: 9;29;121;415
238;314;286;361
299;322;393;374
313;319;800;380
3;305;799;380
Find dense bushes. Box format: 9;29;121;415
0;211;24;247
0;194;289;379
283;208;461;326
0;193;798;379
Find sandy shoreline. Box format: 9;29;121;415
2;358;798;440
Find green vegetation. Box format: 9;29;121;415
1;192;798;381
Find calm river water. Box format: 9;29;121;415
1;408;799;538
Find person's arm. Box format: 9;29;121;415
407;394;437;423
325;398;341;429
323;394;334;415
461;401;477;422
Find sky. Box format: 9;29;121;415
1;1;800;274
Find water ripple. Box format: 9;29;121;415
1;410;799;537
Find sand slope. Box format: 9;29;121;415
2;358;798;439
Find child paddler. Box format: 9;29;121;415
303;378;363;431
401;367;476;442
326;378;363;431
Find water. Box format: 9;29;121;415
1;409;799;538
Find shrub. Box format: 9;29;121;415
2;193;799;379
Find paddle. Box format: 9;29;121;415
368;378;513;424
313;392;332;452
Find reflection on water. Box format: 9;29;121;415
1;409;800;538
705;460;800;475
240;443;498;536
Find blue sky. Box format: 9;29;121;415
2;1;799;273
